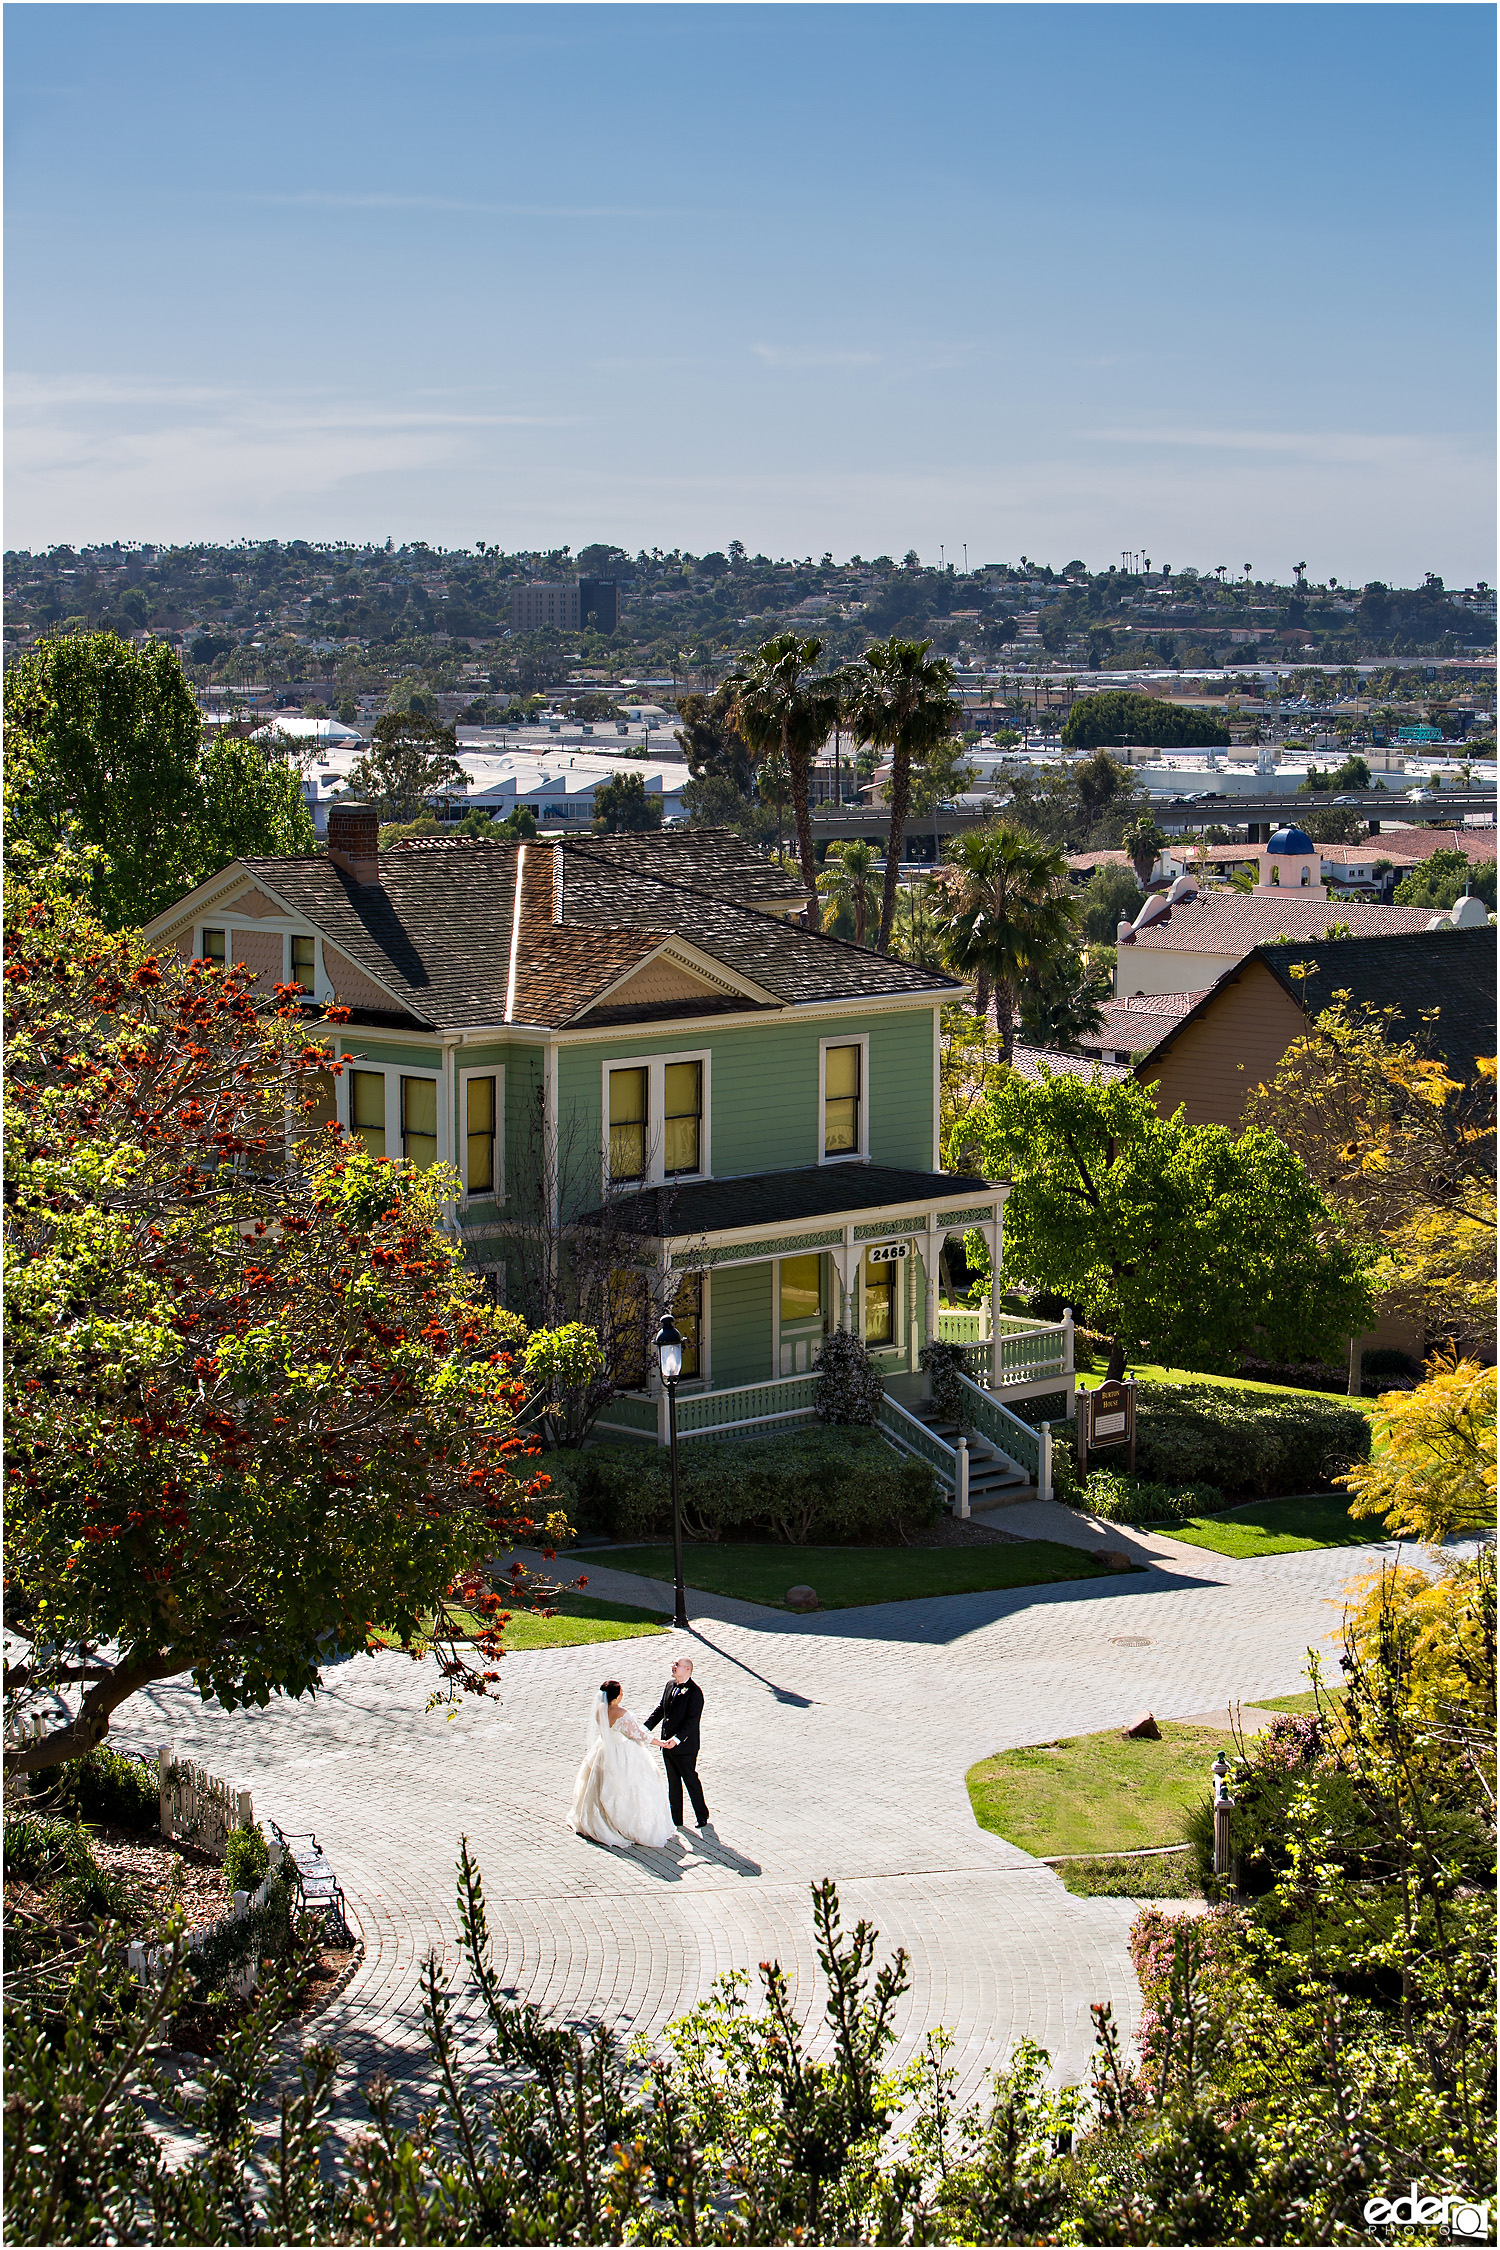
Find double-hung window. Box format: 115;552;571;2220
350;1070;386;1158
605;1053;709;1187
821;1038;866;1160
401;1077;438;1169
201;927;226;967
290;934;316;993
465;1074;498;1196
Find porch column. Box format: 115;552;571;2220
922;1208;941;1371
986;1220;1004;1389
831;1226;858;1333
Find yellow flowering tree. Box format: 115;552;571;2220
1339;1352;1497;1545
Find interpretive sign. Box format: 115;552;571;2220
1077;1379;1137;1474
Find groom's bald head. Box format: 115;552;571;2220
671;1657;693;1681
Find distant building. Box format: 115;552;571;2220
509;578;618;634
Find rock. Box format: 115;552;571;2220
1122;1711;1161;1740
1098;1548;1135;1573
786;1585;819;1612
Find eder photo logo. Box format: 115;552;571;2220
1364;2186;1495;2240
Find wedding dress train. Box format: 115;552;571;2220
568;1691;677;1848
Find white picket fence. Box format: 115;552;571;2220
128;1847;285;1998
157;1742;253;1862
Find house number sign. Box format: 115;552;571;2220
867;1243;911;1264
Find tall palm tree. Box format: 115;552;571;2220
756;748;791;864
816;839;881;947
929;824;1078;1061
728;634;840;894
889;876;949;972
844;637;961;953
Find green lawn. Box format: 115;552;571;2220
967;1720;1229;1858
1255;1686;1344;1715
376;1589;669;1654
1077;1366;1376;1413
1162;1492;1384;1558
603;1539;1108;1611
1055;1851;1200;1900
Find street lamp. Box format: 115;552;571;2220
654;1311;689;1629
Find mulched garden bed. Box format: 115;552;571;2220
904;1514;1025;1548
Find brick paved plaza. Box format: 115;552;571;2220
119;1518;1396;2117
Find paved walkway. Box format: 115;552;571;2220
118;1532;1388;2121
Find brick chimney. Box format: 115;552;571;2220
326;801;379;887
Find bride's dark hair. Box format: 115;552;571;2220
600;1680;622;1704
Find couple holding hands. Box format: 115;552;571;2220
568;1657;712;1851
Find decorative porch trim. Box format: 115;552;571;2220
934;1203;998;1227
669;1227;845;1270
852;1214;928;1241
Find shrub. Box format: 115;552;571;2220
3;1811;126;1918
1079;1466;1224;1525
1358;1345;1423;1394
28;1744;158;1833
919;1339;980;1425
569;1427;939;1544
223;1823;270;1895
813;1329;883;1425
1131;1382;1370;1497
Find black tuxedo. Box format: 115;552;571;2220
645;1677;708;1826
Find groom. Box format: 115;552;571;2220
647;1658;710;1832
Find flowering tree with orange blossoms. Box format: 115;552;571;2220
3;876;565;1774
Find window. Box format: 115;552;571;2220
673;1272;702;1379
465;1074;497;1195
664;1061;701;1177
290;934;316;992
401;1076;438;1169
780;1254;823;1326
862;1247;895;1348
295;1067;339;1144
608;1065;648;1181
350;1070;386;1158
823;1041;862;1157
608;1269;649;1389
201;927;226;965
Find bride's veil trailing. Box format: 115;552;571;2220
585;1687;610;1749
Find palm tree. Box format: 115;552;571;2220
816;839;881;947
1122;812;1167;886
929;824;1078;1061
1017;948;1109;1052
728;634;840;893
756;748;792;863
889;877;949;972
844;637;960;953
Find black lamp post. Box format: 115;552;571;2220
654;1311;689;1630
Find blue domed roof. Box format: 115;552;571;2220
1266;825;1315;854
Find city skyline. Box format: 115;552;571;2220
5;4;1495;580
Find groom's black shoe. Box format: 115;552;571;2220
697;1819;714;1833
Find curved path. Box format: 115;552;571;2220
120;1520;1393;2119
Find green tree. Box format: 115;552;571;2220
673;682;755;793
889;879;951;974
592;771;663;833
1079;861;1145;941
728;634;840;894
1121;812;1167;885
974;1073;1376;1379
1016;946;1109;1053
1062;690;1230;752
904;738;977;821
1394;849;1497;911
844;637;961;952
3;880;553;1773
1071;749;1135;827
348;713;465;822
4;632;314;929
817;839;882;947
929;824;1078;1058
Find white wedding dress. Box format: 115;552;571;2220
568;1691;677;1849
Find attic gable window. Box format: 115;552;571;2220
201;927;226;965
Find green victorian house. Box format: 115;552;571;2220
146;808;1072;1506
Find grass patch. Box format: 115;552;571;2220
1055;1850;1200;1899
602;1539;1107;1611
374;1589;669;1653
967;1720;1228;1858
1255;1686;1345;1715
1078;1366;1376;1413
1162;1492;1384;1557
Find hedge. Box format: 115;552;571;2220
562;1427;940;1545
1038;1381;1371;1503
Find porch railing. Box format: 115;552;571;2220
592;1392;658;1440
957;1374;1052;1503
877;1394;964;1509
675;1372;821;1442
993;1322;1071;1388
936;1305;987;1345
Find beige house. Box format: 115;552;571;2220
1115;895;1437;999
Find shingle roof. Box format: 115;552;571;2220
240;834;959;1033
1122;896;1436;952
567;828;814;906
1007;1045;1133;1085
1253;928;1496;1079
580;1163;1000;1240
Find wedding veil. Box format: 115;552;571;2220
585;1687;611;1750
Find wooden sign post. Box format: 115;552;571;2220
1077;1378;1137;1478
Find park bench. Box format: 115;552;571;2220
269;1822;354;1945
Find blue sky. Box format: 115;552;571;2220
6;3;1494;578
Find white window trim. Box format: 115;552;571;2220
818;1032;870;1165
458;1064;505;1203
601;1048;712;1191
397;1069;441;1168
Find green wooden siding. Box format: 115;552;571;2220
553;1007;935;1221
709;1261;774;1387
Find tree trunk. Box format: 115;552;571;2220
789;738;817;897
972;964;992;1020
3;1652;182;1775
995;974;1016;1063
877;746;911;953
1106;1335;1128;1381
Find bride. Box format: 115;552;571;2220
568;1679;677;1849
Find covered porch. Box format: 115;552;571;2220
589;1164;1075;1504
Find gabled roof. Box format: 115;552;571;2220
1144;928;1496;1083
579;1163;1001;1242
1121;895;1436;951
184;833;958;1033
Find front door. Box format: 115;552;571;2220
777;1252;827;1375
